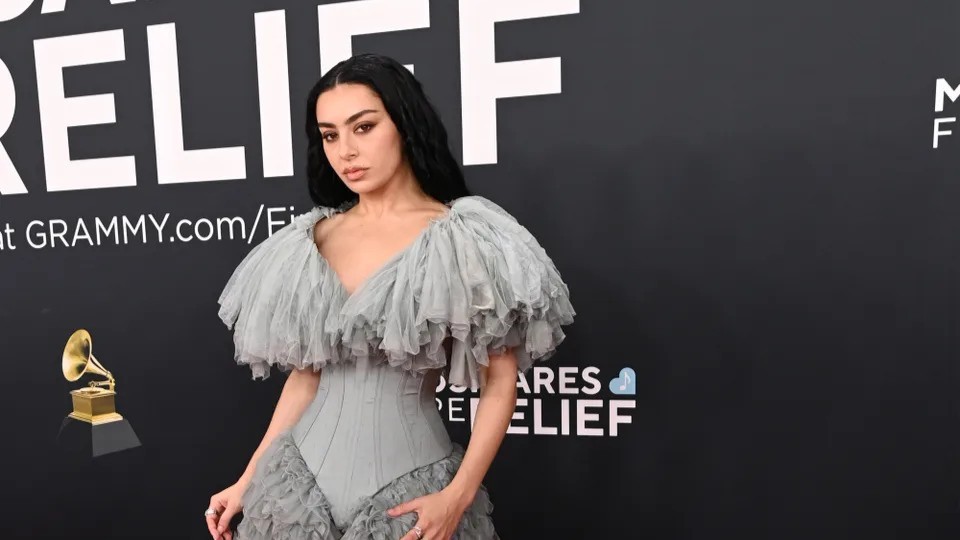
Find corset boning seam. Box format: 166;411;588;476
373;362;387;488
308;372;344;476
396;369;417;466
294;379;328;449
343;366;364;500
416;371;424;428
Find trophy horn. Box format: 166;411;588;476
62;329;115;392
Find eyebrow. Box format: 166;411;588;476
316;109;378;129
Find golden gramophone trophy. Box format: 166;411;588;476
56;329;141;457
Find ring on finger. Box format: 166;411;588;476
413;525;424;539
204;508;219;517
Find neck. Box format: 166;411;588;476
351;165;435;218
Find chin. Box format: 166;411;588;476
346;180;383;193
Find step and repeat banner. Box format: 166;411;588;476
2;0;958;538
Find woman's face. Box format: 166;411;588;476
315;83;407;193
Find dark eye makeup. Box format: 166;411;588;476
321;122;374;142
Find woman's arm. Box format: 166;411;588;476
210;367;321;539
238;367;321;485
387;349;518;540
445;348;519;505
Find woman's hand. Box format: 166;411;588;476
388;487;474;540
206;479;249;540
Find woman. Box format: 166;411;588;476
207;53;575;540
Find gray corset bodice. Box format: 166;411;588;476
289;356;453;526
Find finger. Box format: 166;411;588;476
205;508;221;538
206;498;225;539
218;503;240;535
206;514;219;540
206;513;223;537
399;520;427;540
388;498;419;516
209;496;226;513
223;529;234;540
208;497;227;518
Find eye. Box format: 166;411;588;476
356;122;374;133
321;131;337;143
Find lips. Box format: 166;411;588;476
343;167;368;180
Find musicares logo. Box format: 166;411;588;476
437;366;637;438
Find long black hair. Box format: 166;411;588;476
304;53;471;209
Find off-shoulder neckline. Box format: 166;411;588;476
310;197;464;301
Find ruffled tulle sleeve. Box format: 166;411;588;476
447;197;576;388
217;195;576;388
217;207;345;380
375;196;577;390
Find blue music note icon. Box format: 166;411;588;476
609;367;636;395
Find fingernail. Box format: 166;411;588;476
218;526;224;533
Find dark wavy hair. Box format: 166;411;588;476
304;53;470;208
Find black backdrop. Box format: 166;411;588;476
2;0;958;538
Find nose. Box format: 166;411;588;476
338;133;358;161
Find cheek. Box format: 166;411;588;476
373;129;404;163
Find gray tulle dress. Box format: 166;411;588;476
217;195;576;539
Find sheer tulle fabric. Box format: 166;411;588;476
218;195;576;390
236;431;499;540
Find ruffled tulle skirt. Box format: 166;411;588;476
234;431;500;540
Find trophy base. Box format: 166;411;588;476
68;411;124;425
56;415;141;458
69;387;124;424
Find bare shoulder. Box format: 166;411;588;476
417;200;452;221
311;211;347;251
